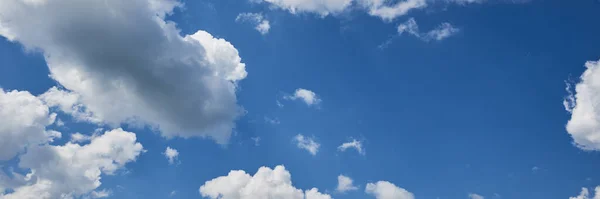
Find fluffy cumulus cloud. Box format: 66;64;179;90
397;18;459;42
285;88;321;106
0;89;58;160
336;175;358;193
0;0;248;144
569;187;600;199
199;165;332;199
365;181;414;199
469;193;484;199
564;59;600;150
294;134;320;156
164;146;179;164
1;128;144;199
236;13;271;35
337;139;365;155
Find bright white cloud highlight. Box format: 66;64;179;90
365;181;414;199
1;128;144;199
424;23;460;41
70;132;92;143
285;88;321;106
363;0;427;21
336;175;358;193
90;190;112;198
255;0;490;21
199;165;332;199
294;134;320;156
469;193;484;199
569;187;600;199
258;0;353;16
0;0;247;144
565;59;600;150
337;139;365;155
164;146;179;165
397;18;459;42
0;89;57;160
236;13;271;35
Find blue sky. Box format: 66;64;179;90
1;0;600;199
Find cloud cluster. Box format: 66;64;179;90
285;88;321;106
199;165;332;199
397;18;459;42
570;187;600;199
565;59;600;150
294;134;321;155
254;0;486;21
236;13;271;35
0;0;248;144
0;89;58;160
0;126;143;199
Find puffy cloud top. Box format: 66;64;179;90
0;89;57;160
0;0;248;144
199;165;332;199
565;60;600;150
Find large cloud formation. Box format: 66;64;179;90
2;128;144;199
0;89;58;160
565;59;600;150
199;165;332;199
0;0;248;144
569;186;600;199
0;89;144;198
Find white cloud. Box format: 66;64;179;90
294;134;320;156
55;118;65;127
365;181;414;199
38;86;100;123
423;23;460;41
397;18;420;37
70;132;92;143
236;13;271;35
337;139;365;155
569;187;600;199
0;0;247;144
1;128;144;199
449;0;486;4
397;18;459;42
258;0;353;16
0;89;57;160
255;0;504;21
199;165;332;199
90;189;112;198
265;116;281;124
285;88;321;106
170;190;177;197
251;137;261;146
565;59;600;150
336;175;358;193
362;0;427;21
164;146;179;165
469;193;484;199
